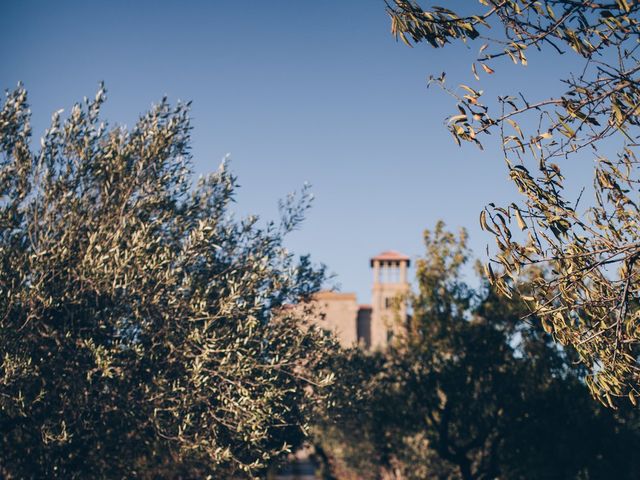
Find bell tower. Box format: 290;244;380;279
370;251;410;349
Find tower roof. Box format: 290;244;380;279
370;250;410;266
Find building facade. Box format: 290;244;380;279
311;251;410;349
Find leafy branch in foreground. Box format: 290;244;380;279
388;0;640;406
0;84;335;478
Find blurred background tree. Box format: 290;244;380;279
314;222;640;480
0;84;335;478
387;0;640;406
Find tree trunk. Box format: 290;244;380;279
458;459;474;480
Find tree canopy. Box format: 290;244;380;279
387;0;640;406
314;222;640;480
0;84;335;478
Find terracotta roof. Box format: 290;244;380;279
313;291;357;301
370;250;410;266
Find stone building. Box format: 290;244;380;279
311;250;410;349
274;251;412;480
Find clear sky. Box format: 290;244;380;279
1;1;593;302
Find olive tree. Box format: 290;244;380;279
314;223;640;480
387;0;640;406
0;84;334;478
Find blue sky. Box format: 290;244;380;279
1;1;594;302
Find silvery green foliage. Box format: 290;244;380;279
0;84;334;478
388;0;640;407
